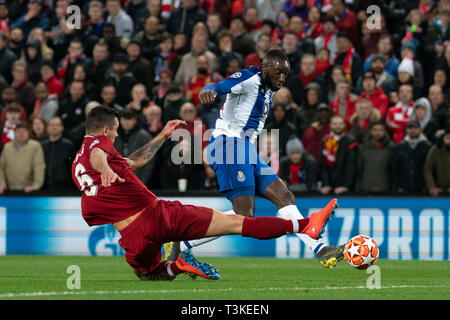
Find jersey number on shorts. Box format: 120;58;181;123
74;163;98;196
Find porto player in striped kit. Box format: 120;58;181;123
174;50;345;273
71;106;338;280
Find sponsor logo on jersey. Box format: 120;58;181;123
237;171;246;182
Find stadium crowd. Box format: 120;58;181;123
0;0;449;197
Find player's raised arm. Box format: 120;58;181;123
90;147;125;187
199;68;256;104
127;120;186;170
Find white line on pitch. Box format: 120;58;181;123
0;285;446;298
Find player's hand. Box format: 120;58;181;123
334;186;348;195
199;90;217;104
160;120;186;139
24;185;38;193
101;168;125;187
320;186;332;195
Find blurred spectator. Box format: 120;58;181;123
10;0;49;39
390;119;431;193
11;60;35;115
326;64;345;102
58;80;88;135
29;114;48;142
357;70;389;120
193;21;217;53
163;85;188;124
271;87;300;126
258;0;284;21
428;84;450;130
357;54;396;97
70;64;96;100
152;68;173;107
126;38;153;95
106;0;134;39
86;0;105;39
126;0;148;28
244;6;262;41
386;83;416;143
305;6;323;40
28;27;54;61
134;16;162;61
315;47;331;76
333;31;362;87
8;28;24;60
144;104;163;137
100;22;123;59
178;102;208;151
57;38;92;86
286;53;327;106
400;42;424;87
265;103;298;157
0;0;9;35
280;136;318;193
411;97;440;144
296;82;323;136
329;78;357;126
1;104;22;148
41;116;75;192
320;114;357;195
348;99;381;143
314;15;338;63
301;102;332;163
244;32;271;68
424;126;450;197
22;39;42;85
327;0;359;49
125;83;151;127
425;6;450;72
100;84;123;111
174;32;219;85
0;31;16;82
282;31;303;77
271;11;290;46
395;57;423;99
68;100;101;148
360;12;387;60
206;11;224;43
32;82;59;122
167;0;207;37
104;52;138;107
40;59;64;99
356;121;393;193
431;67;449;96
288;15;315;54
215;29;243;77
151;32;180;83
114;109;155;185
400;10;426;60
185;54;222;107
363;34;399;77
88;40;111;94
0;122;45;194
0;88;27;125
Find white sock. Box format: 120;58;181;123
278;205;325;254
180;210;236;252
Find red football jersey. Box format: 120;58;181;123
72;135;157;226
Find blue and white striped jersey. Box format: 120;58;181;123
202;66;273;145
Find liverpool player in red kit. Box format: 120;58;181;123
72;107;338;281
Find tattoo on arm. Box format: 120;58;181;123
128;137;165;168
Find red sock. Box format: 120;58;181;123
241;216;309;239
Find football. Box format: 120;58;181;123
344;235;379;269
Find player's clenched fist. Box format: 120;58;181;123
199;89;217;104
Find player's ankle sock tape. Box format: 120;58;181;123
242;216;295;239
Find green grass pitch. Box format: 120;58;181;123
0;256;449;300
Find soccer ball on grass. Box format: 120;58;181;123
343;235;379;269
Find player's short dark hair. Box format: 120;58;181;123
261;50;289;66
85;106;118;133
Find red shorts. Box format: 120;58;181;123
118;199;213;275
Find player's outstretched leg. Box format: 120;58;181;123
263;179;345;269
173;199;337;280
